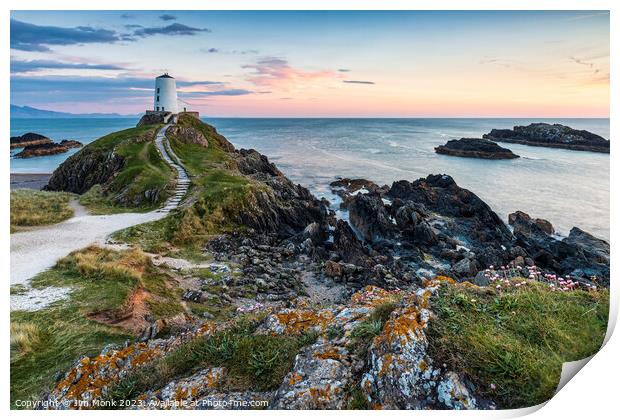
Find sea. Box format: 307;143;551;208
10;117;610;241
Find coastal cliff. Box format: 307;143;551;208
12;115;609;410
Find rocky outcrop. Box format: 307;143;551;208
15;139;83;158
10;132;52;149
165;125;208;147
435;138;519;159
509;211;609;286
483;123;609;153
45;147;124;194
235;172;328;239
47;281;489;410
236;149;283;177
137;112;172;126
348;193;394;242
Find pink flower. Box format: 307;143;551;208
490;383;497;390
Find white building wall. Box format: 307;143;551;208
154;75;178;114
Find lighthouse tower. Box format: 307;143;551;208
154;73;178;114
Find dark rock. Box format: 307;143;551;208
508;211;554;238
182;289;205;303
329;178;383;198
236;149;283;177
45;148;125;194
565;227;610;265
413;221;437;245
347;193;394;242
388;174;513;245
452;258;478;278
14;139;82;158
10;132;52;149
435;138;519;159
137;112;172;126
511;211;609;286
483;123;609;153
332;219;370;266
394;202;420;233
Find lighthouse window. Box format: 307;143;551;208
157;88;160;93
157;95;160;102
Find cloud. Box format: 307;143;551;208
177;80;222;87
10;74;247;107
10;19;211;51
182;89;253;97
159;14;177;21
132;23;210;37
11;58;127;73
200;48;258;55
343;80;375;85
338;69;351;72
569;56;595;69
242;57;334;88
10;19;119;51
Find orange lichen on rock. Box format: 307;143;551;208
288;372;303;386
54;342;165;404
378;354;394;377
350;285;400;308
314;347;345;361
273;308;335;335
378;304;425;347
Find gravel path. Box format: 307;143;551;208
10;124;190;310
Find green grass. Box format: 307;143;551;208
107;317;318;402
76;125;174;214
10;246;185;407
347;301;398;357
113;115;255;252
427;280;609;408
11;189;75;231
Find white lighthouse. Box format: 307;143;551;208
154;73;178;114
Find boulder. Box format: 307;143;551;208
347;193;394;242
414;221;437;245
332;220;370;266
452;258;478;278
236;149;283;177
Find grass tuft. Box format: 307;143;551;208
11;189;74;231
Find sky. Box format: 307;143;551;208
9;10;610;117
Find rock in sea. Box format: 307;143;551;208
435;138;519;159
483;123;609;153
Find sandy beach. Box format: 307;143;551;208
10;173;52;190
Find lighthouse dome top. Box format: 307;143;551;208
157;73;174;79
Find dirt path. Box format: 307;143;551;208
10;124;191;310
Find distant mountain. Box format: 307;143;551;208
11;105;138;119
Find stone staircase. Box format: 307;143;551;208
154;123;190;213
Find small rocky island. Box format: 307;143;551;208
483;123;609;153
12;133;83;158
10;132;52;149
435;138;519;159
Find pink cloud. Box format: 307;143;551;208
242;57;334;89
